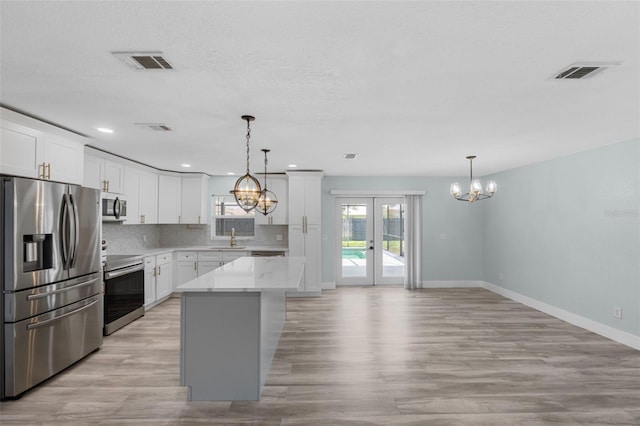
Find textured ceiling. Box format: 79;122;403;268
1;1;638;176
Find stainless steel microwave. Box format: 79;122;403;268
101;193;127;222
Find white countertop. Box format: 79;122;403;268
175;256;305;292
115;245;288;257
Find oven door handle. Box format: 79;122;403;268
27;278;100;300
105;263;144;280
26;297;100;330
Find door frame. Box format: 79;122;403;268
335;196;405;286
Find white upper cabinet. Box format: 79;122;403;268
254;175;288;225
84;152;124;193
158;174;181;224
43;133;84;185
287;171;322;225
123;166;141;225
180;174;208;224
0;119;44;178
1;109;84;185
139;170;158;224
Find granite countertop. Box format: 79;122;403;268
175;256;305;292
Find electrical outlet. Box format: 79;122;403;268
143;234;147;242
498;273;504;281
275;234;283;241
440;233;448;240
613;306;622;319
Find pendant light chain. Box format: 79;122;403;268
245;120;252;174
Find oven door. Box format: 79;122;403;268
103;263;144;335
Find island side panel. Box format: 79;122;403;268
181;292;260;401
259;288;286;388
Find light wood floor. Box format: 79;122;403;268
1;287;639;425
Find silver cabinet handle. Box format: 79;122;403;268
105;263;144;279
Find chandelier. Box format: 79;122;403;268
450;155;497;202
230;115;262;212
256;149;278;216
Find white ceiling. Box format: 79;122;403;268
1;1;638;177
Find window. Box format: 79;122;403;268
211;195;255;239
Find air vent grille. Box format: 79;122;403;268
134;123;172;131
554;62;620;80
343;153;358;160
112;51;174;70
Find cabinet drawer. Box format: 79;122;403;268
157;253;172;265
144;256;156;270
176;251;197;261
222;251;249;262
197;251;223;262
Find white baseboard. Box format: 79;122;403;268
322;281;336;290
481;281;640;351
421;280;483;288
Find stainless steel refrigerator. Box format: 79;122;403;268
0;176;103;399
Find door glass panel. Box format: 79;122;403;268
380;201;405;279
341;203;368;278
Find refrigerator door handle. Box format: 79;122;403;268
69;193;80;268
26;297;100;330
26;277;99;300
61;193;71;269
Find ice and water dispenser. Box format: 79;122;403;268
23;234;53;272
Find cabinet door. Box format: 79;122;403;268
302;176;322;224
83;154;104;190
288;224;305;257
177;261;198;286
104;161;124;194
0;120;43;178
303;224;321;292
139;170;158;224
158;175;181;224
44;134;84;185
222;250;249;264
156;262;173;299
180;175;207;224
144;268;156;307
287;175;306;225
197;261;220;276
123;167;141;224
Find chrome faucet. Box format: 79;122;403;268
230;227;236;247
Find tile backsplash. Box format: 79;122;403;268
103;223;288;254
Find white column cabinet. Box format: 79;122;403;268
286;171;323;295
1;112;84;185
158;174;181;224
180;174;208;224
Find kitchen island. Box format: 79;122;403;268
175;256;305;401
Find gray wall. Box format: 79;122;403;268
321;176;485;283
482;138;640;336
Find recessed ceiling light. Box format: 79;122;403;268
181;164;191;168
288;164;297;168
227;172;235;175
97;127;114;134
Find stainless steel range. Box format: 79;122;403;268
103;254;144;335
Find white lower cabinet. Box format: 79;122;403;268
144;252;174;309
176;252;198;289
143;256;157;308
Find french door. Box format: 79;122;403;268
336;197;405;285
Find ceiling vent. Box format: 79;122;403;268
134;123;172;131
112;51;174;70
553;62;620;80
343;153;358;160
